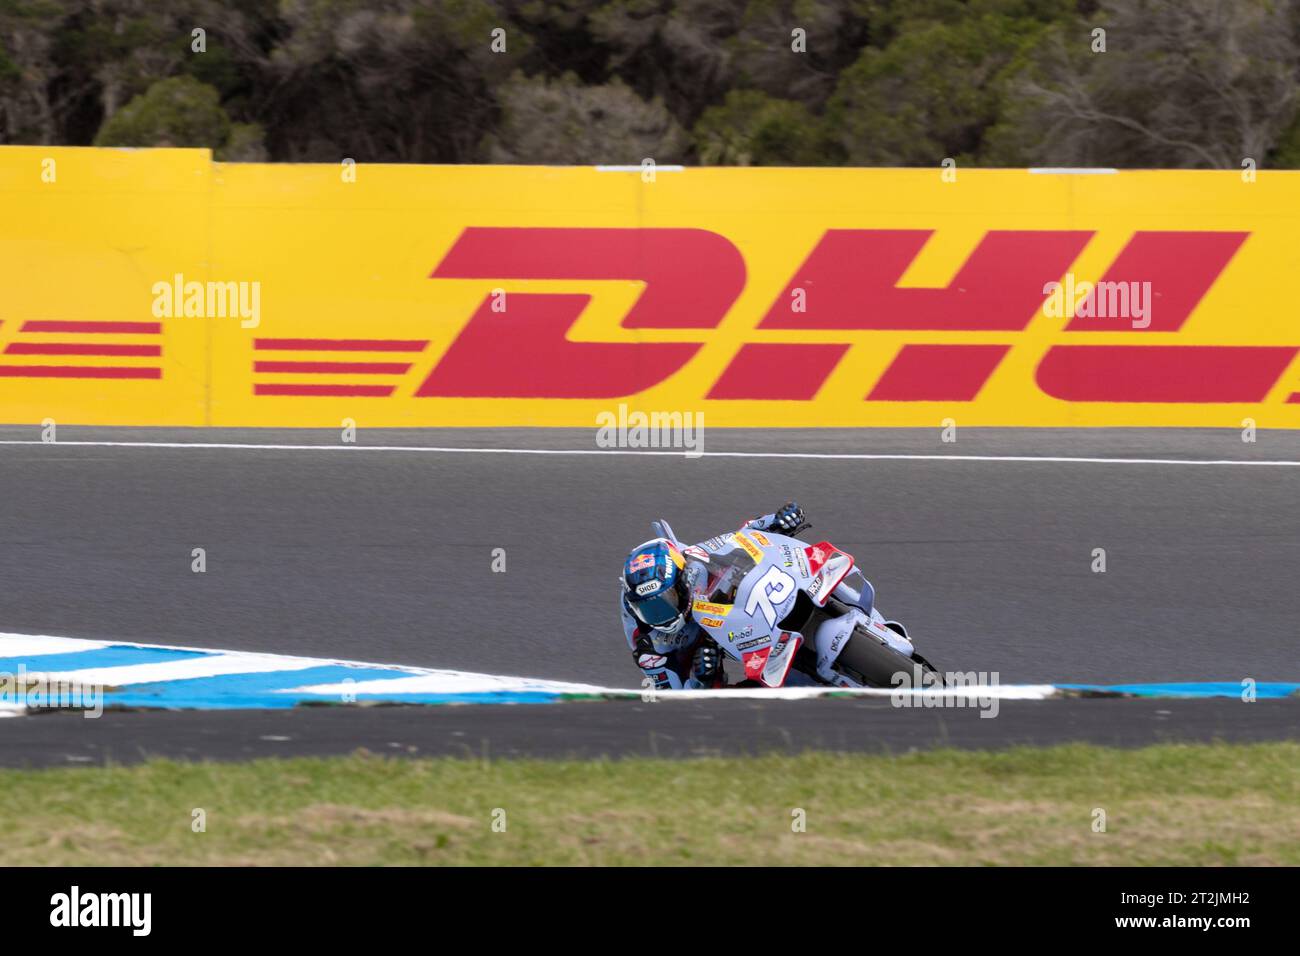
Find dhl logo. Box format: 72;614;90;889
409;227;1297;405
12;228;1291;404
6;228;1298;409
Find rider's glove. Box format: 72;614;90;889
691;643;722;686
770;501;806;534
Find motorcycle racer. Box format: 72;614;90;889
619;502;807;690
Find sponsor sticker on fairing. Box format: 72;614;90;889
733;532;765;563
692;599;733;616
761;631;800;686
805;544;832;573
700;616;725;628
806;552;852;606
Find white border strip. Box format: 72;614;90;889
0;632;611;696
0;634;111;657
1;441;1298;467
22;654;327;688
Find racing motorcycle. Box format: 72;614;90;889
652;518;942;689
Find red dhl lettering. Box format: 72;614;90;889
252;226;1296;404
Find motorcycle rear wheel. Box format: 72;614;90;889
834;625;943;689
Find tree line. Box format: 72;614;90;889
2;0;1298;169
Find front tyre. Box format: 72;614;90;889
833;625;943;689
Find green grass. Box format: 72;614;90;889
1;742;1296;865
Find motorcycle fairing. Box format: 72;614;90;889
760;630;801;687
739;631;801;688
804;541;854;607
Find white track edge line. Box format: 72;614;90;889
0;441;1298;466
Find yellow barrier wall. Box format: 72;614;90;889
2;146;1298;427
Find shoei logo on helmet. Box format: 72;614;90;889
635;580;661;596
628;553;655;572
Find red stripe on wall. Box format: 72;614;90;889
21;321;161;334
254;384;395;397
6;343;162;356
254;339;427;352
0;365;161;378
253;361;411;375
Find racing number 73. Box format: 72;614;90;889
745;566;797;628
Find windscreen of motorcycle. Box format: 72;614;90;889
697;532;807;638
698;548;755;604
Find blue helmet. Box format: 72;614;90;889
622;538;692;636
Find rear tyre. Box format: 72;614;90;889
834;625;943;689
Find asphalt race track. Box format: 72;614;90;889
6;698;1300;768
0;426;1297;763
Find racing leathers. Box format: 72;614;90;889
620;503;806;690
